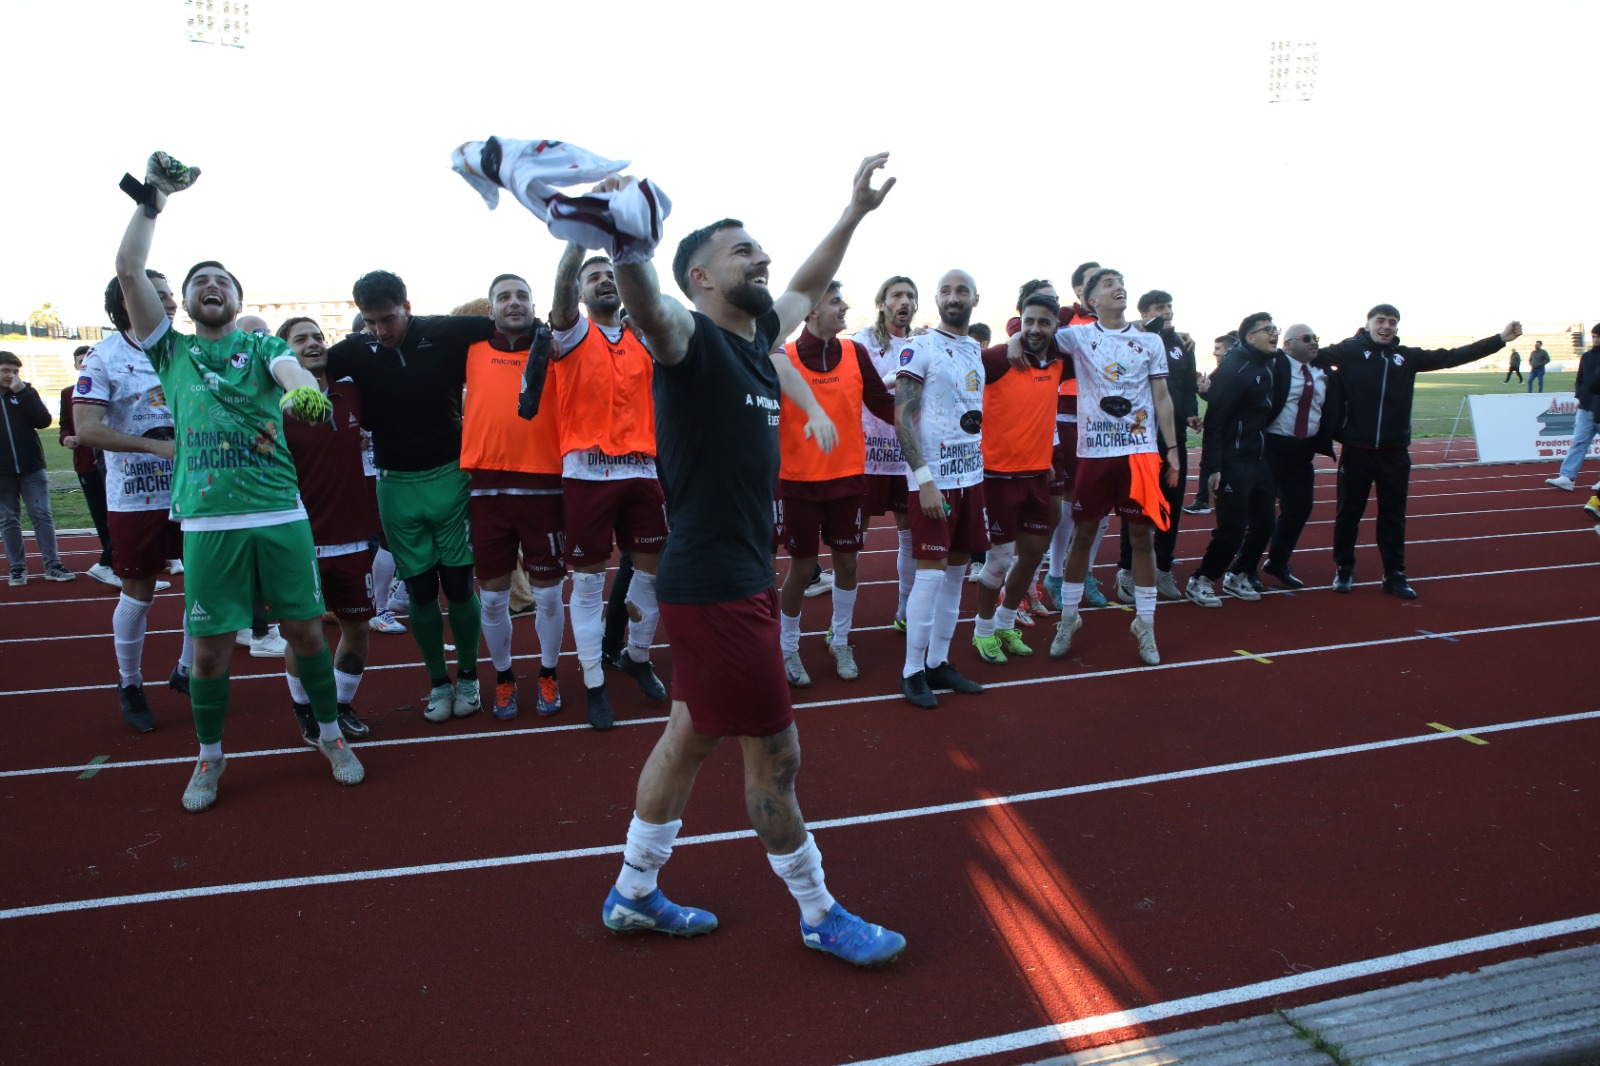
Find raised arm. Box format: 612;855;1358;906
114;204;169;343
549;241;585;333
615;258;697;368
1413;322;1520;372
771;154;895;341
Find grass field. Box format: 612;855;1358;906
32;371;1576;536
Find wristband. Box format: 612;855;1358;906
913;465;934;485
119;173;160;218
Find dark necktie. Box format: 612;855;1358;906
1293;364;1314;438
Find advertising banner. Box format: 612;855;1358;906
1468;393;1598;462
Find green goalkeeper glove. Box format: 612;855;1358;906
280;385;331;423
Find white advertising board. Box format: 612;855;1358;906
1468;393;1598;463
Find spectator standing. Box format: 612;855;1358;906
1527;340;1549;393
61;346;116;585
0;351;74;585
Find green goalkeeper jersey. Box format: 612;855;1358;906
142;320;306;526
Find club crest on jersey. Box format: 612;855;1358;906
1102;362;1126;382
76;375;92;395
964;369;980;392
1393;354;1405;367
230;352;249;369
899;350;913;366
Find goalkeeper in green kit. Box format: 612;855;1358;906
114;152;365;811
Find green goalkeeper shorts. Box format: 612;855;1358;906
375;461;474;579
182;520;324;637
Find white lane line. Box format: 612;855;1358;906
846;911;1600;1066
7;542;1594;655
4;708;1596;921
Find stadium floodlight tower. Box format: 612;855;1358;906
183;0;252;49
1266;38;1318;104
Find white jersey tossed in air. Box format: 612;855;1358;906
75;331;176;512
896;329;985;491
1055;322;1167;459
852;327;912;476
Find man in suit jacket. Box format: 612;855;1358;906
1259;324;1337;589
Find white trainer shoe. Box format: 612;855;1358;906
1186;575;1223;608
86;563;122;588
1546;475;1576;491
1114;568;1135;604
1221;572;1261;601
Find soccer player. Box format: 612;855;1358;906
775;281;896;685
894;269;988;709
1040;264;1110;610
851;276;919;628
971;291;1066;664
547;247;670;730
1022;268;1179;666
462;274;566;720
1113;290;1197;604
113;167;363;810
598;155;905;966
73;271;192;732
325;270;501;722
1318;305;1521;598
1187;313;1283;606
277;316;378;744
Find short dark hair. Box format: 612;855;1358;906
353;270;408;311
1070;261;1101;292
1081;268;1123;310
579;256;613;277
1214;333;1237;345
104;269;169;331
487;273;529;300
0;351;20;369
73;344;91;358
1137;289;1173;313
275;316;318;341
1016;279;1053;312
1020;292;1062;318
182;261;242;302
1591;323;1600;336
1367;303;1401;322
671;218;743;297
1239;312;1274;339
968;323;992;345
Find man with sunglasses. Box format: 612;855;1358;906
1187;313;1281;606
1259;324;1335;589
1317;305;1521;598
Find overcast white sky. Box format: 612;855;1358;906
2;0;1593;344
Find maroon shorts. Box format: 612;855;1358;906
318;549;376;619
1052;421;1078;496
1072;454;1157;525
775;494;865;558
659;589;794;738
907;482;991;560
983;473;1055;544
562;477;668;566
108;508;183;579
471;492;565;580
862;473;908;517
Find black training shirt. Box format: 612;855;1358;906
653;309;782;604
325;315;496;471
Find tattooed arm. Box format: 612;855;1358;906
894;375;945;519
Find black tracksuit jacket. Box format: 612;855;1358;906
1199;341;1278;482
1315;328;1504;449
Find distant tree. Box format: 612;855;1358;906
27;303;62;338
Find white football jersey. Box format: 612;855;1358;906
1055;322;1167;459
76;332;176;512
895;329;985;490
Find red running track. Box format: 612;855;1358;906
2;459;1597;1065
